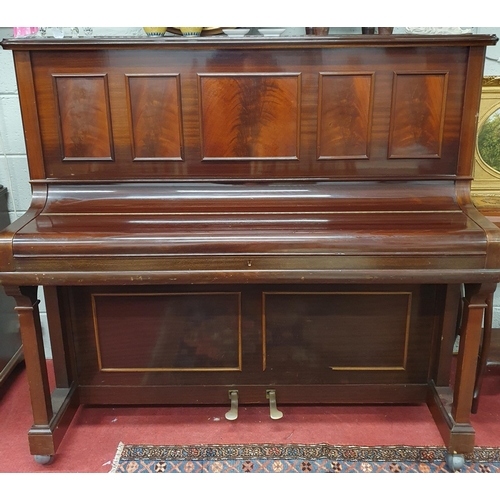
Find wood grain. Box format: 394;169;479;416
54;75;114;160
318;73;374;159
200;73;300;160
126;74;183;160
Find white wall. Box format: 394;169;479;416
0;27;500;357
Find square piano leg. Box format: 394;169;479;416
428;282;496;468
4;285;78;463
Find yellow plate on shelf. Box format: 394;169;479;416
167;27;234;36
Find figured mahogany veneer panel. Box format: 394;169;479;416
199;73;300;160
318;73;374;159
53;74;114;160
92;292;241;371
126;75;183;160
389;72;448;158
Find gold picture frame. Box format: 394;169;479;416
472;76;500;210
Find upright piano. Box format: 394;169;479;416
1;34;499;469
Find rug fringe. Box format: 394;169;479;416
114;442;500;463
109;442;125;473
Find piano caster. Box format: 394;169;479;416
225;390;239;421
446;452;465;472
34;455;54;465
266;389;283;420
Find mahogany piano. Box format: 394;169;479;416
0;33;499;469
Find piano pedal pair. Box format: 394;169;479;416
225;389;283;421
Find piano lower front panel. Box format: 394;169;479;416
67;283;447;406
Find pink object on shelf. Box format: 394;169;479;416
13;27;38;38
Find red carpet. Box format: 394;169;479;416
1;361;499;473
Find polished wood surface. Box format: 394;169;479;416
7;181;490;275
54;75;114;160
127;74;183;160
0;34;499;462
0;37;487;181
70;284;439;395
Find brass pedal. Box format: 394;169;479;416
266;389;283;420
225;390;239;421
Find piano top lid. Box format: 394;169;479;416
1;34;498;51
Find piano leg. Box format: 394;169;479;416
432;284;462;386
4;285;79;463
471;291;494;413
427;282;496;470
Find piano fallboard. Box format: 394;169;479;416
3;180;496;277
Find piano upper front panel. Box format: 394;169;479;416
30;45;469;180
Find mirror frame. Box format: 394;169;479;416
472;76;500;210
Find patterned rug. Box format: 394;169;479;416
110;443;500;473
